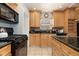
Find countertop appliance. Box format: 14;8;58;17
0;27;28;56
52;27;58;33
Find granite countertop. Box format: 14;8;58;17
51;34;79;52
29;30;52;34
0;42;11;48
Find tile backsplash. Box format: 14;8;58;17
40;12;54;30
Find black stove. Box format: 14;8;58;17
0;27;28;56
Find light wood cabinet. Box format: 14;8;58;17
29;33;51;47
35;34;41;46
29;11;40;27
29;34;36;46
53;11;65;27
51;37;79;56
51;37;63;56
30;11;36;27
41;34;49;47
68;8;78;19
0;44;11;56
29;34;40;47
53;8;78;34
60;42;79;56
64;8;77;36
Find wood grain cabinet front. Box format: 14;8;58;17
35;34;41;46
60;42;79;56
29;34;40;47
68;8;78;20
29;11;40;27
53;11;65;27
29;34;51;47
29;34;36;46
51;37;79;56
40;34;49;47
51;37;63;56
0;44;11;56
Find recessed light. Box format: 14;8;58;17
34;8;36;10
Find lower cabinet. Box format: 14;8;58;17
29;33;51;47
51;37;79;56
0;44;11;56
60;42;79;56
29;34;40;47
41;34;49;47
51;38;63;56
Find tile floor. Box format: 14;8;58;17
27;40;52;56
27;46;52;56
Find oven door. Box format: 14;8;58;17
15;40;27;56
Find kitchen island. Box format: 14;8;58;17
51;34;79;56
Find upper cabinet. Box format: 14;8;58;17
53;8;78;34
29;10;40;27
53;11;65;27
68;8;78;20
0;3;18;24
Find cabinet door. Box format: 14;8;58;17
53;11;64;27
60;42;79;56
30;11;40;27
29;34;40;47
30;12;35;27
41;34;49;47
35;34;41;46
68;9;78;19
51;38;63;56
29;34;36;46
0;44;11;56
35;12;40;27
48;34;53;47
51;37;79;56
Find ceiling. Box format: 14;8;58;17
25;3;79;12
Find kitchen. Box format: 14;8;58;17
0;3;79;56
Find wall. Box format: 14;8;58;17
11;3;29;36
0;20;11;27
40;12;54;30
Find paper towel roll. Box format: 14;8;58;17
0;32;8;38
